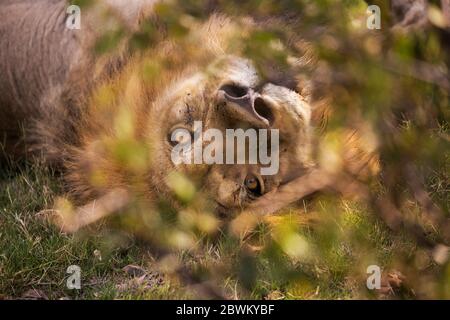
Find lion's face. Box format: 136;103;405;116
147;55;314;215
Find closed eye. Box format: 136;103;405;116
168;125;195;148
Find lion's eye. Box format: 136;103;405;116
168;126;194;147
244;174;264;197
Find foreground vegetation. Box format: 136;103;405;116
1;0;449;299
0;157;447;299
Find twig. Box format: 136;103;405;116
54;188;131;233
246;168;334;216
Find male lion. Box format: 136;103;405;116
0;0;317;221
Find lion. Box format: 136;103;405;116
0;0;342;224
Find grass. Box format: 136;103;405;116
0;160;188;299
0;158;443;300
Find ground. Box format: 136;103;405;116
1;157;431;300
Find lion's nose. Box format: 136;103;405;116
218;84;274;127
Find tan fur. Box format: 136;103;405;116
0;2;374;216
60;15;314;213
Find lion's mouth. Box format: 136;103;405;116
214;201;231;218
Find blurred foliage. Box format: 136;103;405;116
53;0;450;299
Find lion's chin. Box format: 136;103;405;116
214;201;234;219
